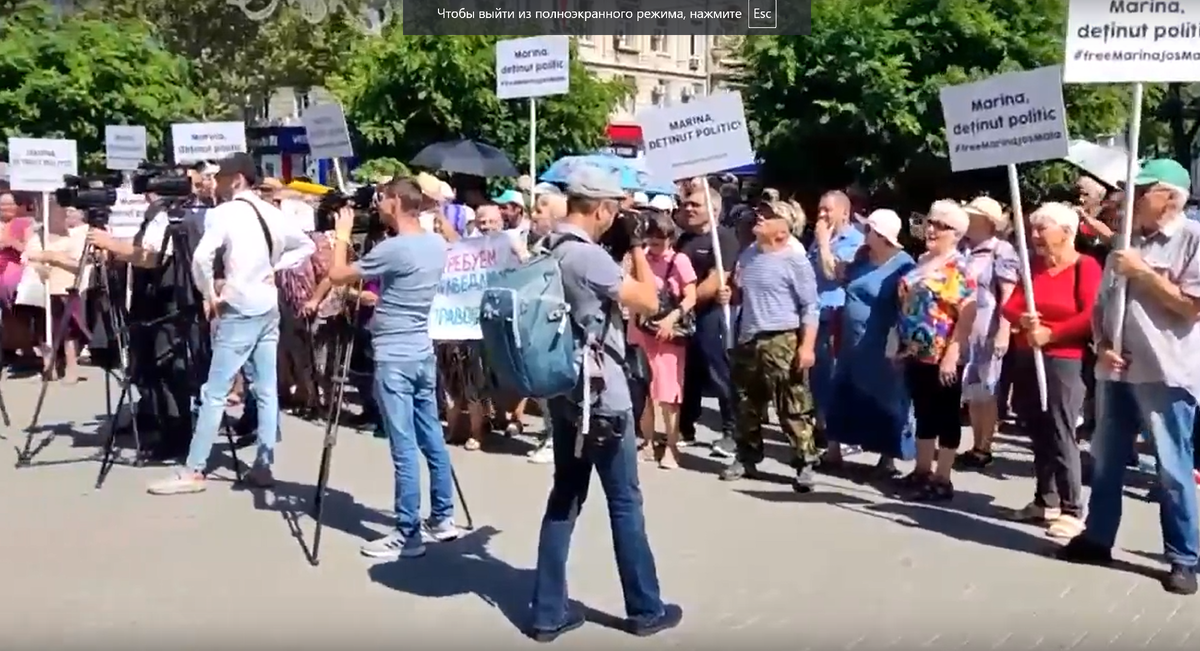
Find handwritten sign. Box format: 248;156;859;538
7;138;79;193
171;121;247;165
105;125;147;170
429;234;520;340
302;103;354;160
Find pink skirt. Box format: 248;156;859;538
640;336;686;405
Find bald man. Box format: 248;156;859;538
532;192;566;239
809;190;865;455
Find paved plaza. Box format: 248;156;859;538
1;366;1199;649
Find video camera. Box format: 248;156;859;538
314;185;380;234
131;163;193;197
598;208;651;262
54;173;122;228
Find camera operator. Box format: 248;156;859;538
86;180;215;460
145;152;315;496
526;168;681;642
326;176;462;560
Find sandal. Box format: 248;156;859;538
1046;514;1084;539
955;448;993;470
910;479;955;502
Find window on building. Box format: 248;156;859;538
650;19;668;52
654;79;671;107
622;75;638;113
572;0;594;42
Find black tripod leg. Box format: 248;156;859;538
0;344;10;431
311;324;356;567
451;466;473;531
19;282;86;464
95;378;134;489
222;415;245;483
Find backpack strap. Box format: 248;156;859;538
1072;256;1083;313
234;197;275;260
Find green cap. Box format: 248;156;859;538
1134;158;1191;190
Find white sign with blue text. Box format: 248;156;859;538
429;234;521;341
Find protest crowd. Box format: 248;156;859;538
4;6;1200;643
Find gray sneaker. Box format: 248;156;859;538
421;518;462;543
360;530;426;560
710;437;736;459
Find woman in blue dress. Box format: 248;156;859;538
818;209;916;475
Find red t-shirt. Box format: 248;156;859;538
1000;254;1102;359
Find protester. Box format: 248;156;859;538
27;206;91;383
956;197;1019;470
1000;202;1101;539
675;181;739;454
0;187;38;362
890;200;977;501
527;167;680;641
819;209;916;473
810;191;866;448
1058;159;1200;595
629;211;697;469
438;206;492;451
717;198;820;491
526;189;568;465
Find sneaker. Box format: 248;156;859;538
792;465;816;493
527;441;554;464
719;460;755;482
243;465;275;489
1056;535;1113;566
527;608;586;643
1046;514;1085;539
1162;564;1199;595
420;518;462;543
1008;502;1062;523
360;530;427;560
147;469;206;496
628;603;684;637
709;437;736;459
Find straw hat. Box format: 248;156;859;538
962;196;1009;233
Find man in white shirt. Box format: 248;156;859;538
148;153;315;496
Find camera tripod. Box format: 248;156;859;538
309;286;473;567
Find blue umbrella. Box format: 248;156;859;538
540;154;675;195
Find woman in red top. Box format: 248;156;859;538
1001;202;1102;539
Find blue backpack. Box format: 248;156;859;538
478;235;588;398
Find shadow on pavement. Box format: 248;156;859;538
249;478;395;564
736;488;874;506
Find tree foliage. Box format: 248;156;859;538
76;0;369;117
0;1;205;170
742;0;1141;208
328;34;631;176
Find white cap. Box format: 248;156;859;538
865;209;902;247
632;191;650;207
648;195;675;212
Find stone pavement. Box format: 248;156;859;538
1;366;1199;649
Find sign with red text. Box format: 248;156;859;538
430;233;521;340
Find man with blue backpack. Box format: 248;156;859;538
478;167;682;641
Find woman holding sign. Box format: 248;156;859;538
1000;202;1101;539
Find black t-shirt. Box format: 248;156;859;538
676;225;739;314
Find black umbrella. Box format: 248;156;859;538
410;139;519;178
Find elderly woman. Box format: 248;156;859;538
820;209;916;474
27;206;91;382
889;200;977;500
1000;202;1101;538
956;197;1020;469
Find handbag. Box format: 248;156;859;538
636;253;696;342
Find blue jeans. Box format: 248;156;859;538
1085;380;1200;567
530;404;664;630
810;318;837;422
186;310;280;471
374;355;455;540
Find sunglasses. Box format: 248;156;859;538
926;220;955;231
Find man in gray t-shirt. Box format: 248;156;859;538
526;167;682;642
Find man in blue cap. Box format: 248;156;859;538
526;165;682;641
1059;159;1200;595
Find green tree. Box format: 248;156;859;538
75;0;369;117
352;157;410;182
742;0;1139;208
0;1;205;170
328;34;630;176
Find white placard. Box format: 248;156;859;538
109;187;150;239
638;91;755;182
105;125;147;171
302;104;354;160
939;66;1070;173
495;35;570;100
429;234;521;340
7;137;78;193
171;121;247;165
1063;0;1200;83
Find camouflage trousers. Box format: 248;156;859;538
731;330;817;467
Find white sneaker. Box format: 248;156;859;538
360;530;426;560
420;518;462;543
528;442;554;464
